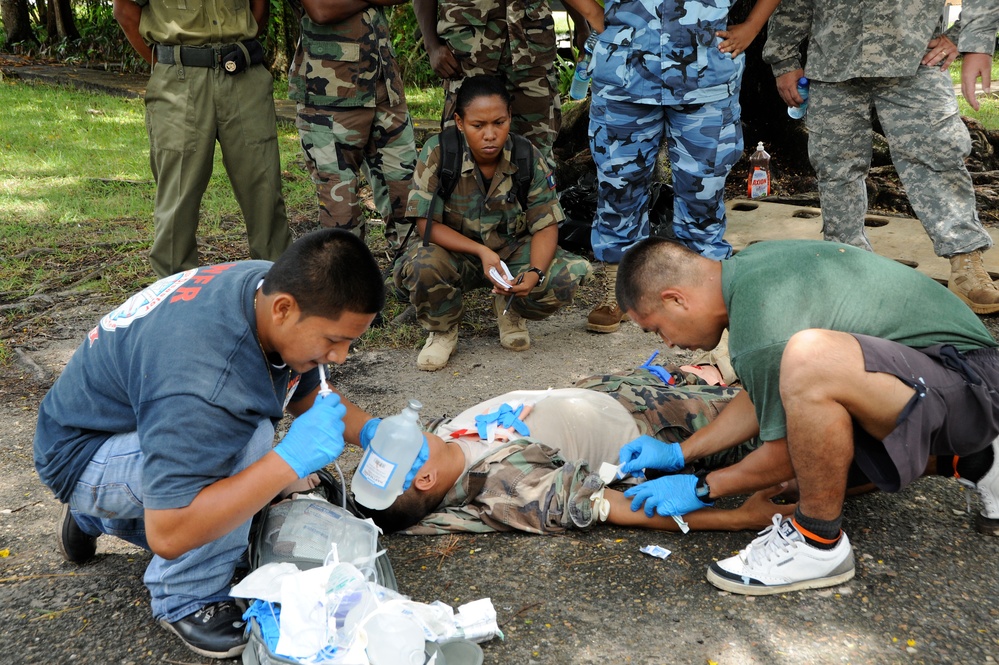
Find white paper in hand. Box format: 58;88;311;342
488;261;515;289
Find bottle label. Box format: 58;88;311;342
359;449;397;489
749;168;770;199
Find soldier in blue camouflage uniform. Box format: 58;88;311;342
290;0;417;249
393;76;591;371
764;0;999;314
583;0;780;333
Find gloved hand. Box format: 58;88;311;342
623;474;712;517
618;435;685;477
359;417;382;450
401;436;430;492
274;392;347;478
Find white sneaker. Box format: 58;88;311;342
706;514;855;595
956;435;999;535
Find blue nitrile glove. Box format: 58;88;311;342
618;435;685;477
623;474;712;517
474;403;530;440
401;435;430;492
359;417;381;450
274;392;347;478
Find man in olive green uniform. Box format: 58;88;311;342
289;0;417;249
113;0;292;278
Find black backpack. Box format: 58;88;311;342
396;126;535;256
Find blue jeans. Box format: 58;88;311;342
67;420;274;622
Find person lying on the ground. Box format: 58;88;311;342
359;377;790;535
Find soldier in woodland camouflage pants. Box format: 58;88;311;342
289;0;417;249
764;0;999;314
413;0;562;163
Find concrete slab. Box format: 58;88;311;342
726;197;999;283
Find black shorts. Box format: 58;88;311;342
851;334;999;492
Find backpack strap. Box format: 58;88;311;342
422;125;463;247
510;133;535;212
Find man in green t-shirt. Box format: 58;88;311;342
615;238;999;596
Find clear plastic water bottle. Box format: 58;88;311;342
569;33;599;101
747;142;771;199
351;399;424;510
787;77;809;119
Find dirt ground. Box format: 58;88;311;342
3;277;999;664
1;60;998;665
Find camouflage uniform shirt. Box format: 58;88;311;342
958;0;999;55
764;0;976;80
405;133;565;260
591;0;745;105
289;4;405;109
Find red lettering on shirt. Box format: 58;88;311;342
169;287;201;303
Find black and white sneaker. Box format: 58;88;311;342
706;514;855;596
956;436;999;536
159;600;248;659
57;504;97;564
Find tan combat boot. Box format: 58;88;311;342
417;326;459;371
493;296;530;351
587;263;630;333
949;251;999;315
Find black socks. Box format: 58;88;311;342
792;507;842;550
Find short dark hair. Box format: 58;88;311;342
357;483;449;535
617;237;701;313
455;75;512;118
263;229;385;319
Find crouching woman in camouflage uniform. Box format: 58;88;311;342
394;75;591;371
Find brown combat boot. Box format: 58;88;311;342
417;326;459;371
949;251;999;315
587;263;630;333
493;296;530;351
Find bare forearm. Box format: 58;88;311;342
113;0;153;64
251;0;268;35
679;389;760;462
527;225;558;273
605;488;764;532
704;439;794;499
300;0;371;24
417;217;490;259
413;0;442;49
560;0;604;33
146;452;297;559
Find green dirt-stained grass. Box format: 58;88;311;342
405;85;445;120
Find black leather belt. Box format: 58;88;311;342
155;40;263;72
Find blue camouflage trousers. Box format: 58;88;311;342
589;93;743;262
807;66;992;258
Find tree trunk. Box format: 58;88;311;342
0;0;38;46
45;0;79;42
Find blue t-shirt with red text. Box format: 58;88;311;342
34;262;318;509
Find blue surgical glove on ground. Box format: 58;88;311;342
618;435;685;476
359;417;382;450
623;474;712;517
274;392;347;478
402;436;430;491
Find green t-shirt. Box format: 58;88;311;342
722;240;997;442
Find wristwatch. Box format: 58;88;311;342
694;476;711;500
525;266;546;285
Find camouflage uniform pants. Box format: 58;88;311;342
589;93;743;263
297;78;417;247
575;367;761;471
808;65;992;258
438;2;560;163
394;240;591;331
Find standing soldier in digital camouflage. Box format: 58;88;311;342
413;0;604;165
580;0;781;334
764;0;999;314
290;0;417;251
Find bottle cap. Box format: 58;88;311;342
406;399;423;412
798;77;809;87
757;141;765;150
